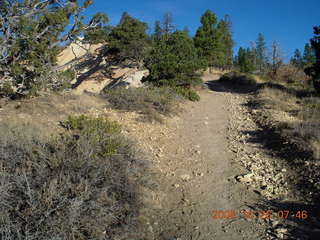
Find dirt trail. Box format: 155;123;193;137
147;74;268;239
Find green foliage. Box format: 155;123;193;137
303;43;316;67
236;47;255;73
64;115;120;133
107;12;149;63
145;30;206;91
304;26;320;93
83;13;111;44
194;10;220;67
59;69;76;81
256;33;268;71
0;82;15;97
218;15;234;69
194;10;233;69
291;49;304;69
172;87;200;101
153;20;163;42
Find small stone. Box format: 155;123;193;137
204;121;209;125
276;228;288;234
173;184;180;188
236;173;254;183
180;174;191;181
195;150;201;155
281;168;287;172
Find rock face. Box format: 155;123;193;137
57;41;103;68
109;69;149;89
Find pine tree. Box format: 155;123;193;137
217;15;234;69
237;47;247;72
249;41;257;70
108;12;149;64
311;27;320;63
120;12;130;24
194;10;224;69
290;49;304;69
222;15;234;69
303;43;316;66
305;26;320;93
144;30;206;90
236;47;254;73
153;20;162;41
256;33;267;72
183;26;190;35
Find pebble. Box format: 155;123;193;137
180;174;191;181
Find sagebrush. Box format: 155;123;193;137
0;116;152;239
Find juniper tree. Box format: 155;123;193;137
144;30;206;93
107;12;149;65
0;0;108;94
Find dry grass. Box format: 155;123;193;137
257;86;320;159
294;98;320;157
257;87;299;112
0;116;153;240
102;87;182;123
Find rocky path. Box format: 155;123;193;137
147;75;272;239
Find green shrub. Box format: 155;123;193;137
144;30;206;91
0;116;151;239
172;87;200;101
220;71;257;86
0;82;15;96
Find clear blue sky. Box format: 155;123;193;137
83;0;319;60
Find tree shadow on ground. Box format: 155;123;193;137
205;79;258;94
206;75;316;98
